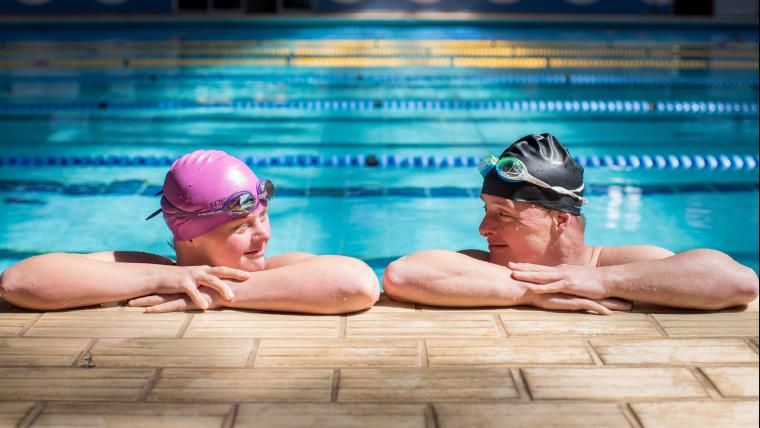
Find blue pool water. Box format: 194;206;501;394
0;21;758;279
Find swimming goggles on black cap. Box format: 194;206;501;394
479;155;587;204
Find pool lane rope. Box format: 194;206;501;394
1;153;757;171
0;99;756;115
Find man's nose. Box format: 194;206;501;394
479;214;494;237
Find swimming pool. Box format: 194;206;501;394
0;20;757;279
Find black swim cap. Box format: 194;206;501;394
481;133;585;216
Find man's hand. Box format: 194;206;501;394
509;262;613;301
157;265;250;310
128;286;224;313
528;292;631;315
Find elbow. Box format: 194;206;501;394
729;265;759;306
332;257;380;313
382;257;414;302
0;262;61;311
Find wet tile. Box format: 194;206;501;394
184;311;340;338
631;401;759;428
500;311;661;337
523;367;707;400
0;402;34;428
653;312;759;337
426;338;593;366
347;313;499;337
338;368;517;402
149;368;333;402
90;338;254;368
0;367;152;401
436;402;629;428
236;403;426;428
591;338;759;365
255;339;420;368
0;338;89;366
25;312;185;338
701;367;759;397
0;313;37;336
33;402;231;428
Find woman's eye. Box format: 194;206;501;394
236;223;249;233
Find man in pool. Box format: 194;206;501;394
383;133;758;314
0;150;380;314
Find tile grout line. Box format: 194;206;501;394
690;366;724;400
71;338;97;367
221;403;239;428
424;403;439;428
492;313;508;337
584;339;605;366
330;368;341;403
745;338;759;354
245;339;261;368
619;402;644;428
138;368;163;402
16;313;42;336
338;315;347;338
646;314;669;338
175;313;195;338
418;339;429;368
16;401;45;428
510;368;532;402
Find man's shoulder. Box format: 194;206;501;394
597;245;675;267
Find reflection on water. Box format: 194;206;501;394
604;185;642;232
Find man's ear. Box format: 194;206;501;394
554;211;572;231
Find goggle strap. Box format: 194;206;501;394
145;208;162;221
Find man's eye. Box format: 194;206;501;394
258;211;268;221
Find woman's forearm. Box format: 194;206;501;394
0;253;168;310
224;255;380;314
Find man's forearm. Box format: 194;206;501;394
0;253;166;310
383;250;530;307
604;249;759;309
224;255;380;314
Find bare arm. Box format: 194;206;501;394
130;254;381;315
382;249;628;314
0;252;246;311
511;246;759;310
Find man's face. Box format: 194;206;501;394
479;194;556;266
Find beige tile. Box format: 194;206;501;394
0;367;152;401
25;312;185;338
338;368;518;402
364;294;416;313
0;338;89;366
0;402;34;428
255;339;419;368
426;338;593;366
89;338;254;368
346;313;499;338
631;401;759;428
701;367;759;397
653;312;759;337
33;402;230;428
184;311;340;338
523;367;707;400
0;313;37;337
500;311;661;337
436;402;629;428
591;338;759;365
149;368;333;402
236;403;426;428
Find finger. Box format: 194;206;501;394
544;295;612;315
207;266;251;281
598;298;633;311
511;270;562;284
508;262;552;272
525;280;567;294
145;298;189;314
128;294;179;307
199;274;235;301
182;282;209;310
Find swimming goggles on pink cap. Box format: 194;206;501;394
479;155;587;204
145;179;276;220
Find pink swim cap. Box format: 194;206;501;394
160;150;260;241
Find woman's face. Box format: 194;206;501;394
191;208;272;272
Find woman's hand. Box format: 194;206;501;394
129;287;222;313
156;265;249;310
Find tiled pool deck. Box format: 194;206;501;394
0;294;757;427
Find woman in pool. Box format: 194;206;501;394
0;150;380;314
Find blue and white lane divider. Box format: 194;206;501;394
1;154;758;171
0;73;756;87
0;99;757;115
